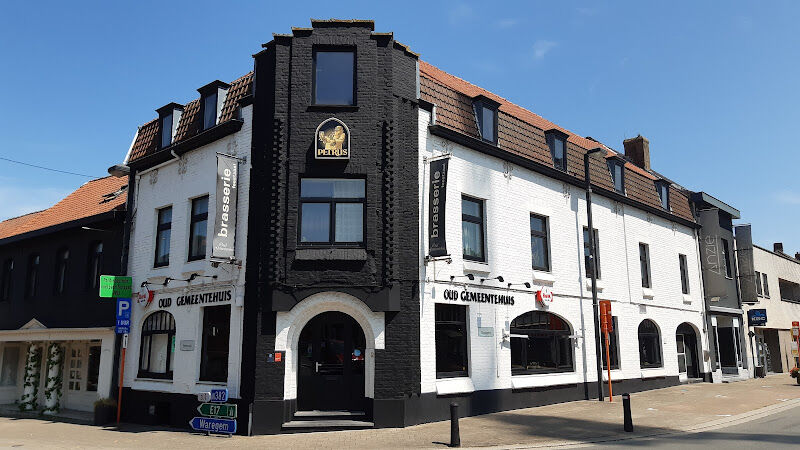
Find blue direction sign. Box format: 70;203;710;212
209;388;228;403
115;298;132;334
189;417;237;434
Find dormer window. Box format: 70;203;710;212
545;129;568;172
198;80;230;130
472;96;499;144
607;157;625;194
156;103;183;149
655;180;670;210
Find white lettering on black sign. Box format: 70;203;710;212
428;157;449;257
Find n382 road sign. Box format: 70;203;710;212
198;403;237;419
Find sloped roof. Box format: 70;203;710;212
0;176;127;240
128;72;253;163
419;61;694;223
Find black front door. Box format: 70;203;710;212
297;312;366;411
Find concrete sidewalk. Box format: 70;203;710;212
0;375;798;449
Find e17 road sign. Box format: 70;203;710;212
189;417;236;434
198;403;237;419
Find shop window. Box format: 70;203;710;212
720;238;732;278
583;227;601;279
0;346;20;386
638;319;663;368
461;196;485;262
154;206;172;267
601;316;620;370
87;242;103;292
299;179;365;245
138;311;176;379
54;248;69;295
435;304;469;378
0;259;13;301
679;254;690;295
86;345;100;392
762;273;770;297
510;311;574;374
473;96;498;144
161;113;173;148
530;214;550;271
545;130;568;172
200;305;231;382
656;180;670;210
25;255;39;298
607;159;625;193
639;243;651;288
188;196;209;261
313;49;355;105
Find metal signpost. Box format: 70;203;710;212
191;388;236;435
793;321;799;366
115;298;132;424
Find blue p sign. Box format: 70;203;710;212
116;298;132;334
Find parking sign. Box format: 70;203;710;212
116;298;132;334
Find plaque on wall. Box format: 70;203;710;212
315;117;350;159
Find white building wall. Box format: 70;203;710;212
418;109;709;395
124;105;252;399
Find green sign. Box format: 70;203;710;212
99;275;132;298
197;403;237;419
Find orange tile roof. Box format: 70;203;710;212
0;176;127;240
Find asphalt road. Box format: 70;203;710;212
594;403;800;449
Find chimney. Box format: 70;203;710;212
774;242;784;253
795;252;800;261
623;135;651;171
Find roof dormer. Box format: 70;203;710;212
472;95;500;144
655;179;670;210
156;102;184;149
198;80;230;130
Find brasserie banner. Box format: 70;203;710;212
428;157;449;257
212;154;239;260
735;224;758;304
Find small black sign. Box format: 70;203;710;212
315;118;350;159
748;309;767;326
428;157;449;257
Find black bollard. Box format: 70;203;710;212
449;402;461;447
622;393;633;432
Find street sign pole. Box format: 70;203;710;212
605;330;613;402
117;333;127;424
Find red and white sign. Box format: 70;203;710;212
792;321;799;338
537;287;553;305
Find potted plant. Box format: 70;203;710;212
93;398;117;426
790;367;799;385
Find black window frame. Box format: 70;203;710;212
312;47;357;106
639;243;651;288
202;92;218;130
435;303;469;379
720;238;733;278
188;196;209;261
779;278;800;304
54;248;69;295
638;319;663;369
0;258;13;302
762;273;770;297
601;316;620;370
530;213;550;272
472;96;499;144
583;227;601;279
679;253;690;295
607;158;625;194
25;254;39;298
154;206;172;268
298;178;366;247
545;129;568;172
199;304;231;382
461;195;486;262
160;113;173;149
138;310;176;380
755;270;763;296
655;180;670;210
86;241;103;292
510;311;575;375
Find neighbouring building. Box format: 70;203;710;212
0;177;127;415
116;73;252;429
743;243;800;375
690;192;749;382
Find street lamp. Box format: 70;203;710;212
585;147;605;402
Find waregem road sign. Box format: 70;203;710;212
197;402;237;419
189;417;236;434
115;298;132;334
209;388;228;403
100;275;132;298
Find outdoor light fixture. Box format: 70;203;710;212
188;273;218;282
507;282;531;289
480;275;504;283
450;274;475;282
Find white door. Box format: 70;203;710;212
62;343;102;411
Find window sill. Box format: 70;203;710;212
642;288;655;299
602;369;624;382
463;260;491;274
640;367;666;379
682;294;693;304
532;271;556;285
511;371;577;389
584;279;605;292
307;105;358;112
196;380;227;386
294;248;367;261
435;377;475;396
134;377;174;383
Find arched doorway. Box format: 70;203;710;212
676;323;700;380
297;311;367;412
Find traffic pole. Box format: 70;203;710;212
605;330;613;402
117;333;128;424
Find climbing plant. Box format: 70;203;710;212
18;345;42;411
42;343;64;414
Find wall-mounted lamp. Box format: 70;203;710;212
480;275;504;283
507;282;531;289
450;274;475;282
188;273;218;282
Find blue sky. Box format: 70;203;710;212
1;1;798;252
